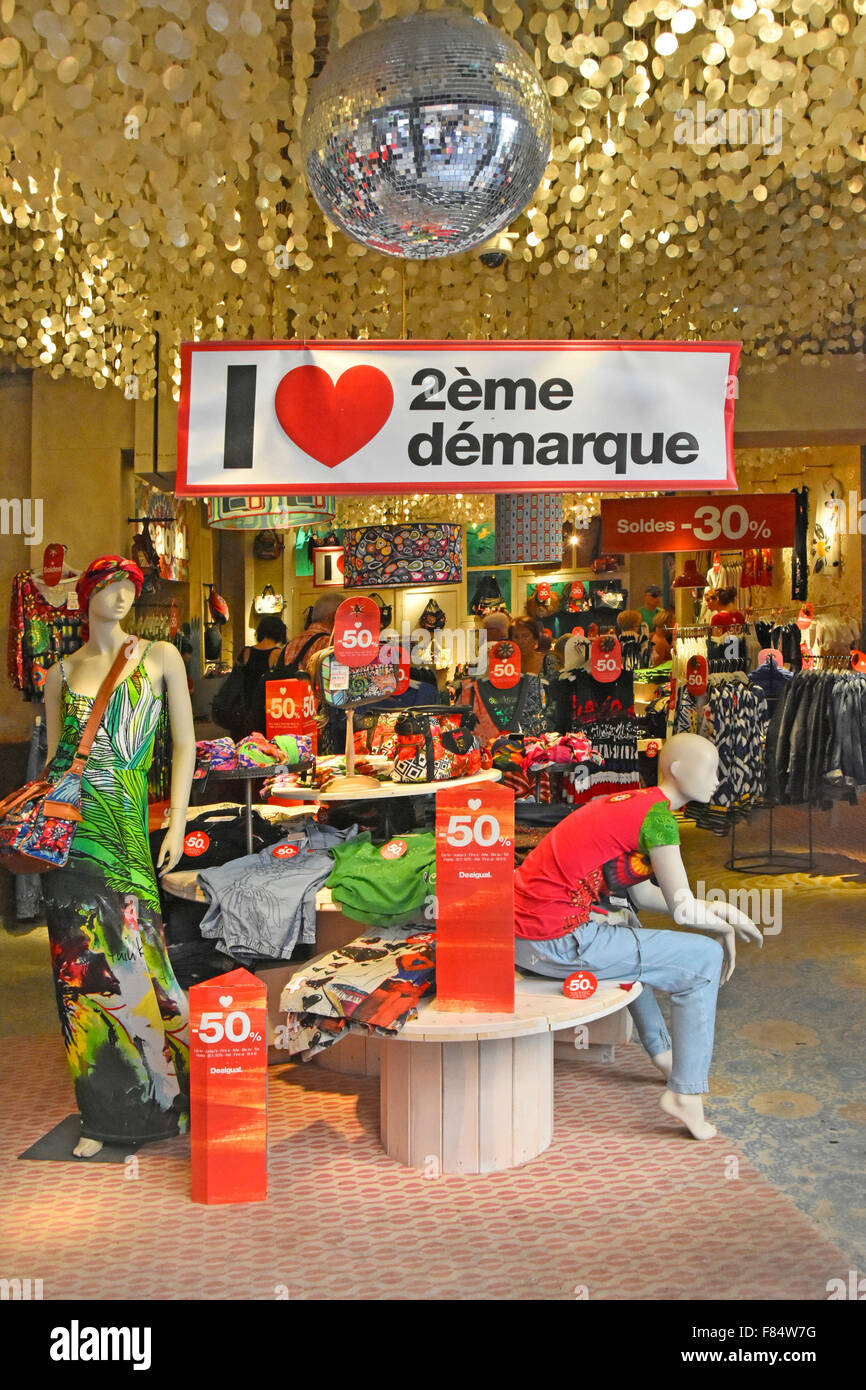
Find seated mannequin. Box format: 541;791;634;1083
513;732;762;1140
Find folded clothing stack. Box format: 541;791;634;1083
194;737;238;779
325;830;436;928
279;925;436;1061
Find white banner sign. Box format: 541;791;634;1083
177;340;739;495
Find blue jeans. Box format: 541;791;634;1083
515;909;723;1094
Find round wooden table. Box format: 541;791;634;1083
380;975;642;1175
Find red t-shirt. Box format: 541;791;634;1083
514;787;680;940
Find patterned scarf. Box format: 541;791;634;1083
76;555;143;639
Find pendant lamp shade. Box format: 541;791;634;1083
206;496;334;529
494;494;563;565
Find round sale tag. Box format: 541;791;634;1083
563;971;598;1000
590;635;622;683
796;603;814;631
686;654;708;695
488;639;521;689
851;650;866;673
169;600;179;640
380;839;407;859
183;831;210;857
645;739;660;758
334;597;381;669
273;843;300;859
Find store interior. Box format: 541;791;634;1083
1;0;865;1310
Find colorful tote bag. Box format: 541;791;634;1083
342;524;462;588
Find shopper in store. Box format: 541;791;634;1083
709;586;745;629
649;611;674;667
511;616;560;681
639;584;664;630
40;555;195;1157
212;614;287;739
514;732;763;1141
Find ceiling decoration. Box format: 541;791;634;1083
0;0;864;403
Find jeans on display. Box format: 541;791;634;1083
514;907;724;1094
15;715;47;920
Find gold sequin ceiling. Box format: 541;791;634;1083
1;0;865;401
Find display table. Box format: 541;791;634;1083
270;768;502;837
192;764;313;853
379;975;641;1175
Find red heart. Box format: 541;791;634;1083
274;364;394;468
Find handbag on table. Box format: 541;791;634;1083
0;645;131;873
392;706;479;783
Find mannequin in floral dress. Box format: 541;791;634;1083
41;556;196;1157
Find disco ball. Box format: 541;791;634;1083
300;11;553;260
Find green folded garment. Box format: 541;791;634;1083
325;831;436;928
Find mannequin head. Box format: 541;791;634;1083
76;555;144;640
658;733;719;808
482;610;510;643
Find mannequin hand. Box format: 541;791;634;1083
708;901;763;946
719;927;736;985
157;823;186;875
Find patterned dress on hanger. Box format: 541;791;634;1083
41;644;189;1145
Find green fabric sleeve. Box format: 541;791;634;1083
638;801;680;854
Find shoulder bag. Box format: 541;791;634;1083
0;645;132;873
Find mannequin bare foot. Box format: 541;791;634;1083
651;1049;673;1081
660;1089;717;1140
73;1137;104;1158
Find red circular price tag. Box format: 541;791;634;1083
796;604;814;631
645;739;660;758
273;844;299;859
381;839;407;859
183;831;210;857
169;600;179;640
590;635;622;683
686;654;708;696
489;639;521;689
334;596;381;669
563;971;598;1000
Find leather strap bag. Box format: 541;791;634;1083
0;644;134;873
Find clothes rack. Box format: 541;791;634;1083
726;801;815;875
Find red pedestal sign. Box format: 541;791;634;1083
488;640;521;689
435;782;515;1012
190;967;267;1205
265;677;317;749
334;596;381;668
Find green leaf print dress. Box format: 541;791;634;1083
41;645;189;1145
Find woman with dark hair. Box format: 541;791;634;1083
213;614;288;737
511;617;560;682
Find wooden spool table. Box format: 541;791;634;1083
380;975;641;1175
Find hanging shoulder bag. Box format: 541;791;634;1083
254;583;285;615
0;645;132;873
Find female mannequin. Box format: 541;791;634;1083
41;556;196;1157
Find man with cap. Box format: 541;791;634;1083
639;584;663;630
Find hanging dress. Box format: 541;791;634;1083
41;644;189;1145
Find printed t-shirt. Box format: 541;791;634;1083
514;786;679;940
326;831;436;927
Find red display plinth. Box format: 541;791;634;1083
435;782;515;1013
189;967;268;1205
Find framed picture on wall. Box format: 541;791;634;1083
312;546;345;588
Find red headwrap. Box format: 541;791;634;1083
76;555;144;639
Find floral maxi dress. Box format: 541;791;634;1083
41;647;189;1145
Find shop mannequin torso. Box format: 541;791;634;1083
41;572;195;1158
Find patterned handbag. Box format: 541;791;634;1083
392;707;476;783
0;645;130;873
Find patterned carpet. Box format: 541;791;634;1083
0;797;863;1300
0;1033;858;1302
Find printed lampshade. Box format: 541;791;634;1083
494;494;563;565
205;496;335;529
342;523;462;588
